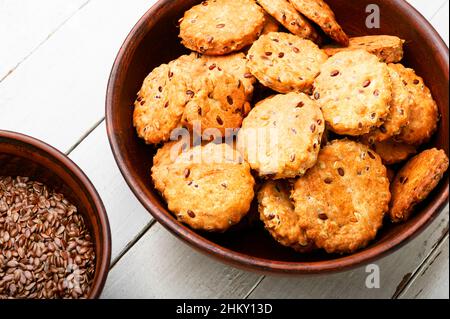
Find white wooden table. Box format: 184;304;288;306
1;0;448;299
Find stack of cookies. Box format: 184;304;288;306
133;0;449;254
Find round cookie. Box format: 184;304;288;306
247;32;328;94
390;149;449;223
178;60;251;137
314;50;392;136
390;64;440;146
151;139;190;193
323;35;405;63
363;64;411;142
195;52;256;99
256;0;321;43
153;142;255;232
237;93;324;179
364;139;417;165
261;14;280;35
292;139;391;254
133;54;197;144
290;0;349;45
179;0;265;55
258;180;314;252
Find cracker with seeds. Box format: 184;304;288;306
390;149;449;222
390;64;440;145
363;64;412;142
323;35;405;63
133;54;197;144
258;180;314;252
247;32;327;93
177;59;251;137
152;143;255;232
364;139;417;165
195;52;256;99
314;50;392;136
290;0;349;45
257;0;321;43
237;93;324;179
179;0;265;55
292;139;390;254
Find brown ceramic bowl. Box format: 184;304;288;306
106;0;449;274
0;130;111;297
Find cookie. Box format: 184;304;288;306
261;14;280;35
258;180;314;252
290;0;349;45
237;93;324;179
390;148;449;222
314;50;392;136
256;0;321;43
133;54;197;144
178;59;251;137
390;64;440;145
152;142;255;232
323;35;405;63
363;64;411;142
292;139;391;254
151;139;189;193
179;0;265;55
195;52;256;99
247;32;328;93
363;139;417;165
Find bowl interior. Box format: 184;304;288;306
0;132;110;297
107;0;449;272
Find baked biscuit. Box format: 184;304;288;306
151;139;189;192
290;0;349;45
292;139;390;254
314;50;392;136
179;61;250;137
261;14;280;35
258;180;314;252
152;142;255;232
195;52;256;99
256;0;321;43
237;93;324;179
366;139;417;165
363;64;411;142
323;35;405;63
179;0;265;55
133;54;197;144
390;149;449;222
390;64;440;145
247;32;328;93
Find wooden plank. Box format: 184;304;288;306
400;236;449;299
247;207;449;299
100;223;261;299
0;0;154;153
406;0;448;20
68;121;152;262
0;0;87;81
430;0;449;46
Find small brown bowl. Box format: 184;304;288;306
106;0;449;274
0;130;111;297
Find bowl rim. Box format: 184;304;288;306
106;0;449;274
0;129;111;296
